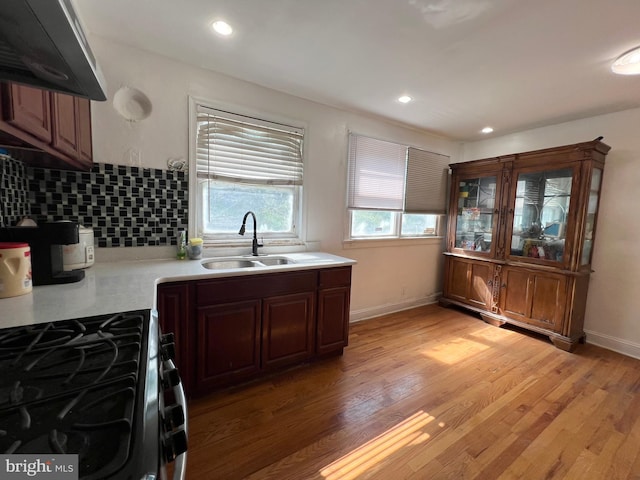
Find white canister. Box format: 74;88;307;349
0;242;33;298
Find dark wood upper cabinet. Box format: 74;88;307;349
0;82;93;170
76;95;93;165
52;92;79;158
4;83;52;142
441;139;610;351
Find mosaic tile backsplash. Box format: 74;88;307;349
0;154;30;227
0;156;188;248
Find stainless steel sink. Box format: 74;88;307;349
255;256;294;266
201;255;296;270
202;259;258;270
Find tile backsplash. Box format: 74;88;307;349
0;154;30;227
0;155;188;248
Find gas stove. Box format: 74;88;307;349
0;310;187;480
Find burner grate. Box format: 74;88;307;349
0;311;149;479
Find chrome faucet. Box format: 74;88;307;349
238;211;263;256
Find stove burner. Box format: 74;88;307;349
0;382;43;409
0;311;150;479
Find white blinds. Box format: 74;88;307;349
347;133;450;213
196;106;304;185
405;147;449;214
347;134;407;211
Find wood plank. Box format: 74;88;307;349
184;305;640;480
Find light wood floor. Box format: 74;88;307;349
184;304;640;480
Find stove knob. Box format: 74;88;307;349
159;332;176;360
160;341;176;361
163;404;185;430
163;429;188;462
162;367;181;389
160;332;175;344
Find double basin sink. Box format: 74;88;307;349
202;255;295;270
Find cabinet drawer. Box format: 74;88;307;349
196;270;318;306
319;266;352;288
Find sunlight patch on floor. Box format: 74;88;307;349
320;410;436;480
421;337;490;364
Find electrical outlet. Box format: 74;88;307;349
125;148;142;167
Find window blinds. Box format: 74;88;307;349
347;133;450;214
196;105;304;185
347;134;407;211
405;147;449;214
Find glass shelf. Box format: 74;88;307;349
510;168;573;262
455;176;496;252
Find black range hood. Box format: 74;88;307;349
0;0;107;101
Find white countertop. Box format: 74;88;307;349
0;252;355;329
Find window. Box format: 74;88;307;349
346;134;448;239
194;104;304;243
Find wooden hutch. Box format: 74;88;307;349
440;139;610;351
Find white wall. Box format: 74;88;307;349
462;108;640;359
89;37;458;320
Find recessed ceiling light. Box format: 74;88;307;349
398;95;412;103
481;127;494;134
612;46;640;75
212;20;233;36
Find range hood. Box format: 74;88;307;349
0;0;107;101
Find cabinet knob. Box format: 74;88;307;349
161;332;175;344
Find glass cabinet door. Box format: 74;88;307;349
581;168;602;265
455;175;498;253
509;168;573;262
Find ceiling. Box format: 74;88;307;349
78;0;640;141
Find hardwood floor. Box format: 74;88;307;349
184;304;640;479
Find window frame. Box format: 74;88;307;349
347;210;444;241
198;179;301;241
345;133;448;242
188;97;306;247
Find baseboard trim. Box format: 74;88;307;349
350;301;640;361
583;329;640;360
350;293;441;323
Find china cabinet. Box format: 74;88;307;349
440;139;609;351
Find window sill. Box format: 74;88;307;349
343;236;445;249
202;238;308;257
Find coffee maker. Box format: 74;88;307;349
0;221;85;285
